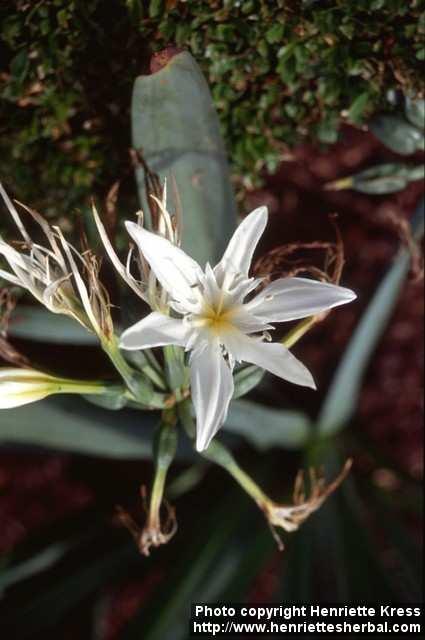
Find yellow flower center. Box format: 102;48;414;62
197;300;236;336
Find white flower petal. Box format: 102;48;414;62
0;368;55;381
92;203;148;302
0;382;52;408
55;228;102;336
214;206;268;284
0;182;33;246
190;344;234;451
0;369;57;409
223;332;316;389
230;307;274;334
119;311;188;350
0;268;22;287
245;277;356;322
125;222;202;306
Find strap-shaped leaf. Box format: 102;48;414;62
0;396;154;457
7;305;97;345
132;51;236;266
224;398;311;449
318;200;424;435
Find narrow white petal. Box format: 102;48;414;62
0;369;57;409
56;229;102;336
0;268;22;287
92;204;148;302
224;332;316;389
119;311;188;350
190;344;234;451
230;307;274;334
125;222;202;306
0;182;33;246
0;368;55;381
214;206;268;284
245;277;357;322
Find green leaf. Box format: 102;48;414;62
370;115;424;155
131;51;237;266
224;399;312;449
1;539;140;638
348;91;370;124
121;494;244;640
405;97;425;131
266;24;284;44
0;396;156;458
0;541;72;591
232;365;265;399
8;306;97;345
318;200;424;435
121;489;273;640
350;163;424;194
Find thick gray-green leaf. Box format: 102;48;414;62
318;200;424;435
132;51;236;266
8;306;97;345
224;399;312;449
370;115;424;155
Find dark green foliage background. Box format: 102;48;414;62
1;0;424;214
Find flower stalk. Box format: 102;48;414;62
178;398;350;550
281;315;320;349
118;409;178;556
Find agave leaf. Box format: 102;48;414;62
224;399;312;450
318;199;424;436
132;51;237;266
7;305;97;345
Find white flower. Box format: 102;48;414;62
119;206;356;451
0;183;112;340
0;368;108;408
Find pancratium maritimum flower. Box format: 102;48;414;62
0;183;113;342
0;367;112;409
119;206;356;451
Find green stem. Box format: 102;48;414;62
148;409;178;529
53;379;117;396
281;315;317;349
163;344;188;401
178;398;268;509
201;439;268;508
102;336;170;408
